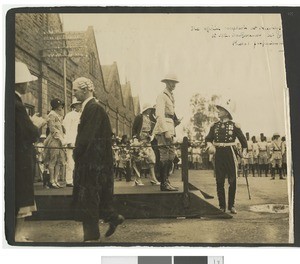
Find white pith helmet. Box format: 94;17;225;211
215;98;236;120
141;102;154;113
161;74;179;83
70;97;82;107
15;61;38;84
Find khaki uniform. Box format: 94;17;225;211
154;86;180;191
257;141;268;164
153;88;176;162
269;138;284;179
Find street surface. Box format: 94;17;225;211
17;169;290;244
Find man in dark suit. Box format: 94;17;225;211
15;61;46;242
72;77;124;242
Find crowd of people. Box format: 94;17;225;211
236;132;287;179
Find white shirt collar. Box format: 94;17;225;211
15;91;22;99
81;96;94;112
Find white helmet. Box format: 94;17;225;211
215;98;236;120
161;74;179;83
141;102;154;113
70;97;82;107
15;61;38;84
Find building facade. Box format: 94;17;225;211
15;13;138;137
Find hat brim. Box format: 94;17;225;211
161;79;179;83
216;105;233;120
142;106;154;113
31;75;38;82
70;102;82;107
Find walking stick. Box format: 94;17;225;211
244;165;251;200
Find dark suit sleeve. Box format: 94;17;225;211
234;125;248;149
132;114;142;139
205;124;215;143
15;100;39;144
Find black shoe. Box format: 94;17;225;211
166;180;179;190
160;183;178;191
105;215;125;237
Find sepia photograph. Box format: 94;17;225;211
5;7;298;246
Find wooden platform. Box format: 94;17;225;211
30;172;231;220
34;179;184;196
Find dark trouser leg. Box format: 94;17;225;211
216;175;226;209
279;165;283;179
159;161;167;186
160;161;177;191
271;167;275;179
258;164;262;177
228;178;237;210
264;164;268;176
82;221;100;241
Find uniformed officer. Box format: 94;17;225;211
205;98;247;214
257;135;269;177
153;74;181;191
251;136;259;176
270;132;284;180
245;133;256;177
281;136;287;177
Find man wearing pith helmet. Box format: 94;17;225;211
205;98;248;214
270;132;284;180
15;61;46;241
72;77;124;242
153;74;181;191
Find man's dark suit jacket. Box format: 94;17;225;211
15;93;39;212
73;98;115;222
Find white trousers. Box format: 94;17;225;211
65;148;74;184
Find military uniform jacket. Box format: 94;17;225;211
205;120;247;149
153;88;176;136
15;93;39;210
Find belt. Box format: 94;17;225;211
214;142;236;147
165;114;174;119
273;150;281;152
